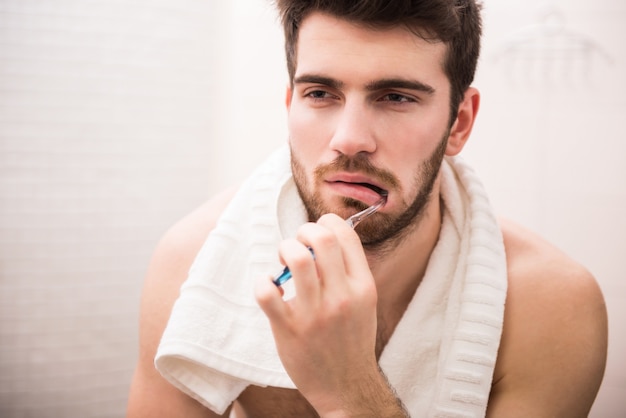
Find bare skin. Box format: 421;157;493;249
127;12;607;418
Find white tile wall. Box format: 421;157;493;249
0;1;225;416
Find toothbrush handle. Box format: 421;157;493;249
273;266;293;286
273;247;314;286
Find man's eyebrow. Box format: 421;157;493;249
366;78;436;95
293;74;435;96
293;74;345;90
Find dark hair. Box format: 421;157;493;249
275;0;483;121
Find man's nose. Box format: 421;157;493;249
328;100;377;156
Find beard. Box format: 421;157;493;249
291;134;448;252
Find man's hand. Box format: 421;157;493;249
255;213;407;416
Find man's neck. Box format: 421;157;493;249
367;186;444;310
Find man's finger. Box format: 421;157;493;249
254;274;288;322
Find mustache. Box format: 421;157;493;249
313;154;400;189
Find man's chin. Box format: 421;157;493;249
303;197;364;222
352;215;396;245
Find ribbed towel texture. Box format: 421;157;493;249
155;145;507;417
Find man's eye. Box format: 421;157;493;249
306;90;332;100
381;93;415;103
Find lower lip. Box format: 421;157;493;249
327;181;385;206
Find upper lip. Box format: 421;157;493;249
325;173;387;195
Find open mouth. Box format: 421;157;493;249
337;181;387;198
353;182;387;197
325;173;389;206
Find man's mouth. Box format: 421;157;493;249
328;180;388;206
347;181;387;197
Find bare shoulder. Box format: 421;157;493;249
127;186;238;418
499;218;601;290
488;218;608;417
141;186;239;316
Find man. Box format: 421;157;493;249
127;1;607;417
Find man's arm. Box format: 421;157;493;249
488;220;608;417
126;188;237;418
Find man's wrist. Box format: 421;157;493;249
314;369;409;418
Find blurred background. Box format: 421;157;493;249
0;0;623;416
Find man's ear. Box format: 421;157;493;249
285;86;293;110
446;87;480;156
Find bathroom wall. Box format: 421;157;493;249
0;1;226;416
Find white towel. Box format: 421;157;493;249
155;145;507;417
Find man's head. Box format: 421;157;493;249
278;3;482;250
275;0;483;121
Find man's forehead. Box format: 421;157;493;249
298;12;439;50
294;12;448;88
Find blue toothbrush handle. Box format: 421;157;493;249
273;266;293;286
272;247;314;286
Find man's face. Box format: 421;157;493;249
287;12;454;247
